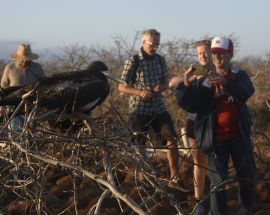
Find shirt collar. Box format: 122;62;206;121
140;47;156;60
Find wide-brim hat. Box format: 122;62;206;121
11;44;39;60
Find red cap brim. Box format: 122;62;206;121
210;48;228;54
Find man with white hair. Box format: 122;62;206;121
176;36;256;215
118;29;189;192
1;44;45;131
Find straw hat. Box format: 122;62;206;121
11;44;39;60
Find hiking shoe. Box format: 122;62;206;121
167;179;192;193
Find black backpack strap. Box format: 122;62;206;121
133;54;140;73
128;54;140;84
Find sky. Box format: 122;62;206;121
0;0;269;60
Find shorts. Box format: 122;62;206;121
186;118;195;139
129;111;177;145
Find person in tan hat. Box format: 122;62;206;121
1;44;45;87
0;44;45;131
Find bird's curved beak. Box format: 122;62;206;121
101;70;125;84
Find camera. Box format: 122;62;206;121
191;64;209;76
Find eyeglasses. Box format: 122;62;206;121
146;40;160;48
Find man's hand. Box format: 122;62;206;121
153;84;162;94
184;66;197;87
209;74;228;86
139;90;153;101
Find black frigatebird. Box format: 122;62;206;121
0;60;115;130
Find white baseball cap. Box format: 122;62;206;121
211;36;233;54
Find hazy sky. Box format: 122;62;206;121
0;0;269;59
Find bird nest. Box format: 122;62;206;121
0;100;197;215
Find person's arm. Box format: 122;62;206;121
169;75;184;88
175;82;199;113
0;65;10;117
175;67;198;112
175;69;211;113
1;65;10;88
210;70;255;104
118;84;152;100
118;57;153;101
224;70;255;104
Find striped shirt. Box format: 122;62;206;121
121;48;169;115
